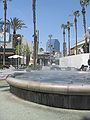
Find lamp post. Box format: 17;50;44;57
48;34;52;65
17;36;21;68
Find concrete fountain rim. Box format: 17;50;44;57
6;76;90;95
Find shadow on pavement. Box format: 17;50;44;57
0;85;9;88
82;117;90;120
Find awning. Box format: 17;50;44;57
8;55;23;59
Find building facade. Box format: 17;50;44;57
70;37;90;55
46;39;60;53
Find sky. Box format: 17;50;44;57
0;0;90;52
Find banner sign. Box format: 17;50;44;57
0;22;10;42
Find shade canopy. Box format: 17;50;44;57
8;55;23;59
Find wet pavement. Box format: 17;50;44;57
0;80;90;120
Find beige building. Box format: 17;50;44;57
70;37;90;55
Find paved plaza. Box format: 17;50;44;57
0;80;90;120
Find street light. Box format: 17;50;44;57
17;36;21;68
17;37;21;55
48;34;52;65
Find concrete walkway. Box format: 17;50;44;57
0;80;90;120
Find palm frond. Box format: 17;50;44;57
61;24;67;29
80;0;86;6
80;0;90;6
66;21;73;28
86;0;90;6
73;10;80;17
10;17;27;33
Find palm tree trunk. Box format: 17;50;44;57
26;54;29;66
82;5;87;53
68;28;70;55
32;0;37;69
63;29;66;57
82;6;86;34
3;0;7;66
13;29;16;48
74;16;78;54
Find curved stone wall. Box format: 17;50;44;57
7;76;90;110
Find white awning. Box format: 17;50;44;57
8;55;23;59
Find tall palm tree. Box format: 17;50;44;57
80;0;88;53
10;17;26;48
0;0;11;66
32;0;37;69
66;21;73;56
73;10;80;55
61;24;67;57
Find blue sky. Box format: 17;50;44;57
0;0;90;51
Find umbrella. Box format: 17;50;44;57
8;55;23;68
8;55;23;59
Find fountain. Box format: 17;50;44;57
6;69;90;110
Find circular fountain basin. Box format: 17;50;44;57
7;70;90;110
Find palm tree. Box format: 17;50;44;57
32;0;37;69
66;21;73;56
80;0;88;53
10;17;26;48
86;0;90;5
0;0;11;66
73;10;80;55
61;24;67;57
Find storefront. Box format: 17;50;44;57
0;48;15;67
